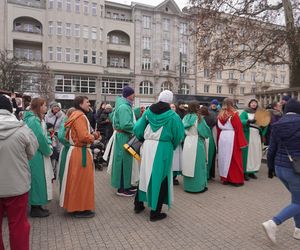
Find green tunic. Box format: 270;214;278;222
240;110;268;174
134;109;184;210
183;114;210;192
111;97;134;189
23;111;52;205
58;117;70;190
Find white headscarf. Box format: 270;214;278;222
158;90;173;104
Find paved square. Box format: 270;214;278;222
3;164;299;249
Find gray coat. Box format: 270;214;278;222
0;109;38;197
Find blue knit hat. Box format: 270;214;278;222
122;86;135;98
210;99;219;105
282;95;291;102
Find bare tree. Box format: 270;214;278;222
36;63;55;103
0;49;28;91
188;0;300;88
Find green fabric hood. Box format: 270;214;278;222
183;113;197;129
145;109;176;132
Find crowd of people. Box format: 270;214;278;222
1;87;300;249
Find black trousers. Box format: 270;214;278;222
135;177;168;213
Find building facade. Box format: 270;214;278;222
0;0;289;108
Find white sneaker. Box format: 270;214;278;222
293;228;300;240
262;220;278;244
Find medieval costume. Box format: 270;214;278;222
134;90;184;221
240;99;268;179
23;111;53;215
217;99;247;186
59;110;96;217
182;112;210;193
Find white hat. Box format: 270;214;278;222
158;90;173;104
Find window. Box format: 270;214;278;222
139;81;153;95
179;83;190;94
66;0;71;11
100;5;104;17
216;70;222;80
216;39;222;49
83;50;88;63
35;50;41;61
48;47;53;60
92;51;96;64
83;26;89;39
163;40;169;52
229;70;234;79
217;85;222;94
74;24;80;37
179;42;187;54
99;52;103;65
162;59;170;71
84;1;89;14
65;48;71;62
112;35;119;44
99;28;103;40
66;23;71;36
113;13;119;19
161;81;172;91
142;57;151;70
180;22;187;35
24;24;33;32
229;87;234;94
251;87;256;93
271;74;276;83
92;3;97;15
55;75;96;93
143;37;151;50
91;27;97;40
75;49;80;63
240;87;245;94
204;68;210;78
240;72;245;81
204;84;209;93
280;74;285;83
57;22;62;35
56;47;62;61
14;48;21;58
143;16;151;29
101;78;130;94
75;0;80;13
57;0;62;9
49;0;54;9
48;21;54;35
181;61;187;74
251;72;256;82
162;18;170;31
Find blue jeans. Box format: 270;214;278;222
272;166;300;228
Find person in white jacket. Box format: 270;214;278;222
0;94;38;250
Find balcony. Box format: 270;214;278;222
12;31;43;43
225;79;238;86
107;43;131;53
13;17;43;43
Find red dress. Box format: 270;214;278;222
217;113;247;184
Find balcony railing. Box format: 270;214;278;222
14;28;42;35
105;16;133;22
8;0;46;9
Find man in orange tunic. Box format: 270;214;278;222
59;96;100;218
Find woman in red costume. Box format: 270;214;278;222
217;98;247;186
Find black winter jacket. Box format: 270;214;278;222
267;113;300;171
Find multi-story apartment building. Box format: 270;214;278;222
0;0;289;108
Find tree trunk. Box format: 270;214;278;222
283;0;300;87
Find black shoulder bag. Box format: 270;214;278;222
284;145;300;175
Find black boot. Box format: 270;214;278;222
244;174;250;181
150;211;167;222
248;173;257;179
134;187;145;213
30;205;50;218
